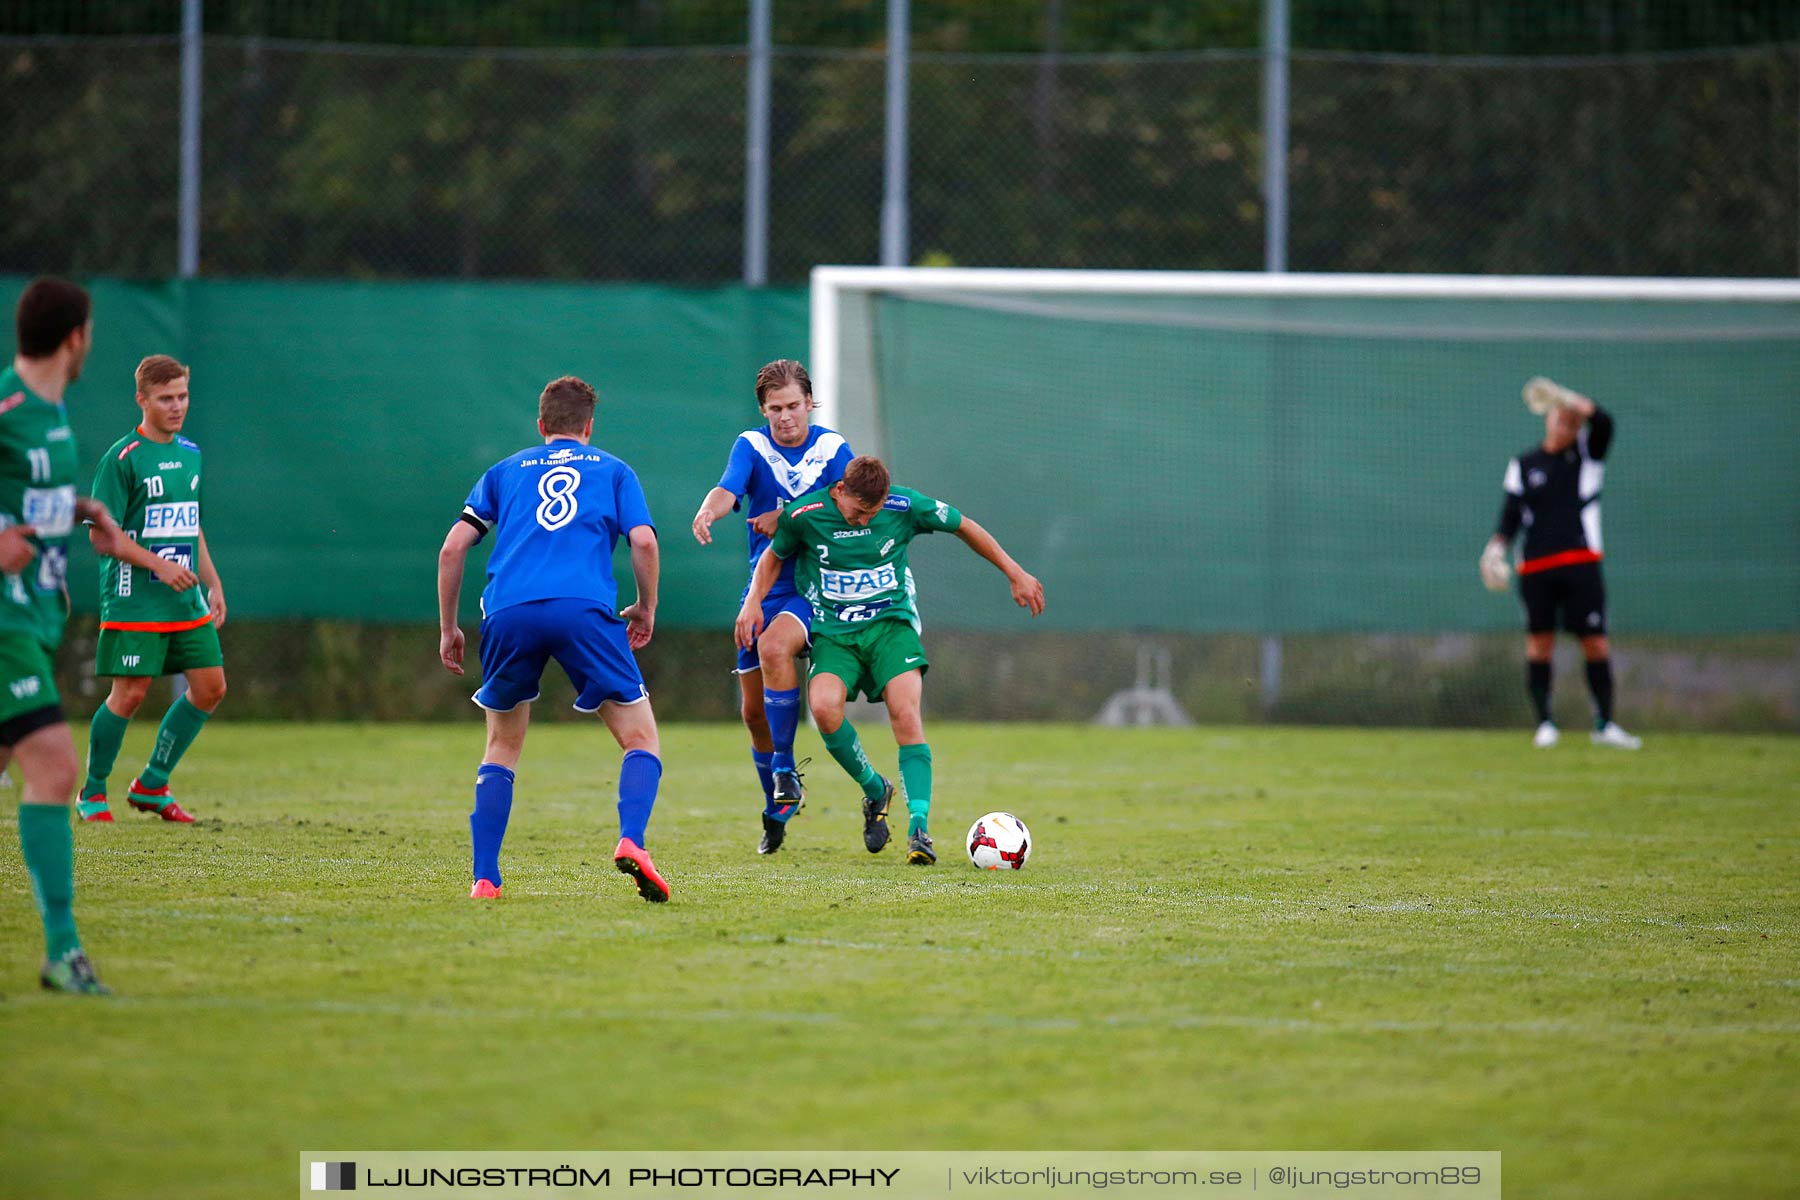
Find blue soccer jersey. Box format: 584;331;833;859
716;425;852;589
461;441;654;618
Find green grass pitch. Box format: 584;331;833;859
2;723;1796;1198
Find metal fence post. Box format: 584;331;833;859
1263;0;1289;275
1261;0;1290;711
178;0;202;278
880;0;910;267
743;0;772;287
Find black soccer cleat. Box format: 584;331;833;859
758;813;788;855
40;948;111;996
906;829;937;866
862;776;894;853
772;763;805;805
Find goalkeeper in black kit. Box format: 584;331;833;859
1480;378;1641;750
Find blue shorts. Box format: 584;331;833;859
476;598;648;713
735;588;814;674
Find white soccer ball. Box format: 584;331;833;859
966;811;1031;870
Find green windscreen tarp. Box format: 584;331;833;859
8;277;1795;637
1;277;809;626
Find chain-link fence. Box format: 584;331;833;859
3;34;1796;280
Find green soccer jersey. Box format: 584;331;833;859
0;366;81;648
92;427;207;628
770;485;962;638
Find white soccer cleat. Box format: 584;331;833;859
1533;721;1560;748
1591;722;1642;750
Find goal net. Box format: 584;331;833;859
811;268;1800;727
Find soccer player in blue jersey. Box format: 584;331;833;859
437;375;670;902
691;360;853;855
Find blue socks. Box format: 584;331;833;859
764;687;801;773
618;749;662;847
472;752;661;882
752;748;775;814
471;763;515;885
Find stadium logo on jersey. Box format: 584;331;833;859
882;495;911;511
821;564;898;601
830;528;869;539
46;425;70;441
142;501;201;538
159;461;182;470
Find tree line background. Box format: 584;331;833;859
3;1;1795;282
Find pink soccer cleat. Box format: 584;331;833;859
126;778;195;823
612;838;670;903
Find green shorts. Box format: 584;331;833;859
808;619;928;702
96;621;223;677
0;631;61;726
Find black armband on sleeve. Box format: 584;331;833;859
458;512;489;540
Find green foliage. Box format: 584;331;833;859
2;3;1796;280
4;2;1795;53
1;723;1795;1198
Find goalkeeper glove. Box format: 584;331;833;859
1523;376;1580;416
1480;542;1512;593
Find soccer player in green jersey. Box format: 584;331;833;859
735;455;1044;864
1;277;135;994
77;354;227;824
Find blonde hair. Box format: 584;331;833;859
134;354;189;395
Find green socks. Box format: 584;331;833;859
899;743;932;835
821;726;933;833
84;702;131;796
138;696;210;792
820;720;886;800
18;803;80;959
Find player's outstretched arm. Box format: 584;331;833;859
735;548;785;648
437;522;481;674
196;529;226;626
952;517;1045;616
81;499;199;591
619;525;659;650
691;486;738;545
